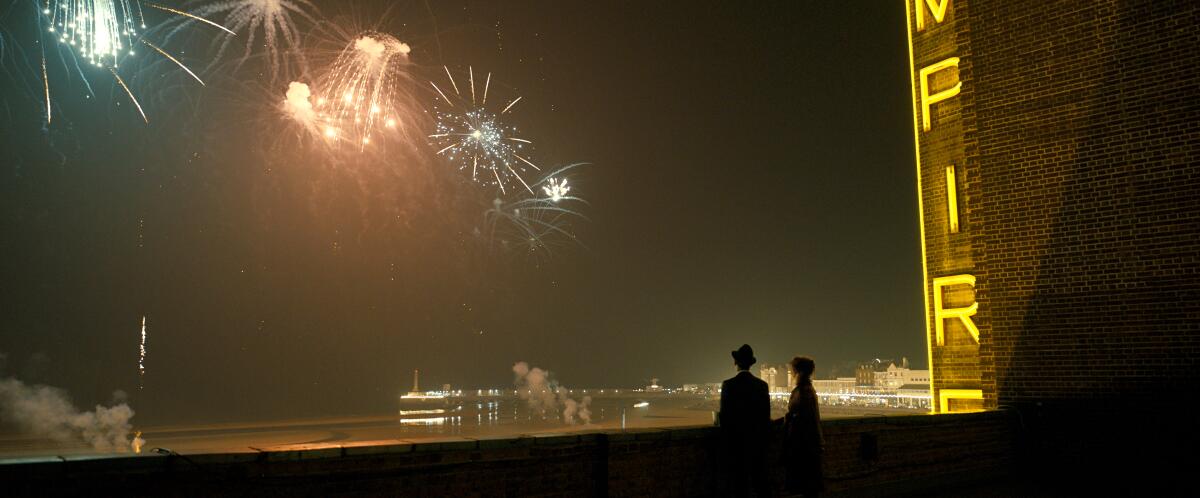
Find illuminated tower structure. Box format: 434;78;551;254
759;365;777;391
903;0;1199;485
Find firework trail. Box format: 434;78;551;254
109;67;146;122
430;66;541;195
41;45;51;123
145;3;234;35
138;315;146;389
283;32;417;150
38;0;230;123
482;164;589;259
166;0;317;81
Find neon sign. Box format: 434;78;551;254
906;0;984;413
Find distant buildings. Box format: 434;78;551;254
811;358;932;410
681;383;721;395
855;358;929;389
680;356;931;410
896;384;930;399
758;364;792;394
812;378;856;394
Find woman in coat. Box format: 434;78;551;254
783;356;824;496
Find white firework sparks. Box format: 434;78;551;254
173;0;317;79
543;178;569;202
283;33;414;149
430;66;541;195
43;0;144;69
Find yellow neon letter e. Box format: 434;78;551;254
933;274;979;346
920;57;961;132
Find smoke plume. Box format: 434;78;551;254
0;378;137;452
283;81;316;123
355;36;411;58
512;361;592;425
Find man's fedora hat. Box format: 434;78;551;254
732;344;756;367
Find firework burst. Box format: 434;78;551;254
168;0;317;81
37;1;231;123
481;164;589;259
282;32;419;150
543;177;570;202
430;66;541;196
42;0;144;69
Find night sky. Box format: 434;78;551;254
0;1;920;423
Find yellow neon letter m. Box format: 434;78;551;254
932;274;979;346
916;0;951;31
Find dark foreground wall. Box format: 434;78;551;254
1;411;1015;497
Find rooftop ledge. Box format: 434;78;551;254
0;410;1021;497
0;409;1008;468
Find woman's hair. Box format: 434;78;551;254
791;356;816;378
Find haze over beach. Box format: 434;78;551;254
0;0;921;453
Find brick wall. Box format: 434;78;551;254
907;0;1200;488
968;0;1200;406
0;412;1017;497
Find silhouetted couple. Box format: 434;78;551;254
717;344;823;497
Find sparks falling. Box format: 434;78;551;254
284;33;413;149
481;164;590;259
138;315;147;389
43;0;145;68
430;66;541;195
40;1;230;123
168;0;316;80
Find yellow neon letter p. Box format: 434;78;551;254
932;274;979;346
919;57;961;132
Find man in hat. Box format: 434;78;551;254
718;344;772;497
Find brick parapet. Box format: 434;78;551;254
0;412;1018;497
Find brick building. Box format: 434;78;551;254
906;0;1199;490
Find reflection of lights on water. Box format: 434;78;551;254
399;417;446;426
400;393;447;399
398;409;445;415
633;401;650;408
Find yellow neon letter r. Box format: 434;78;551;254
932;274;979;346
